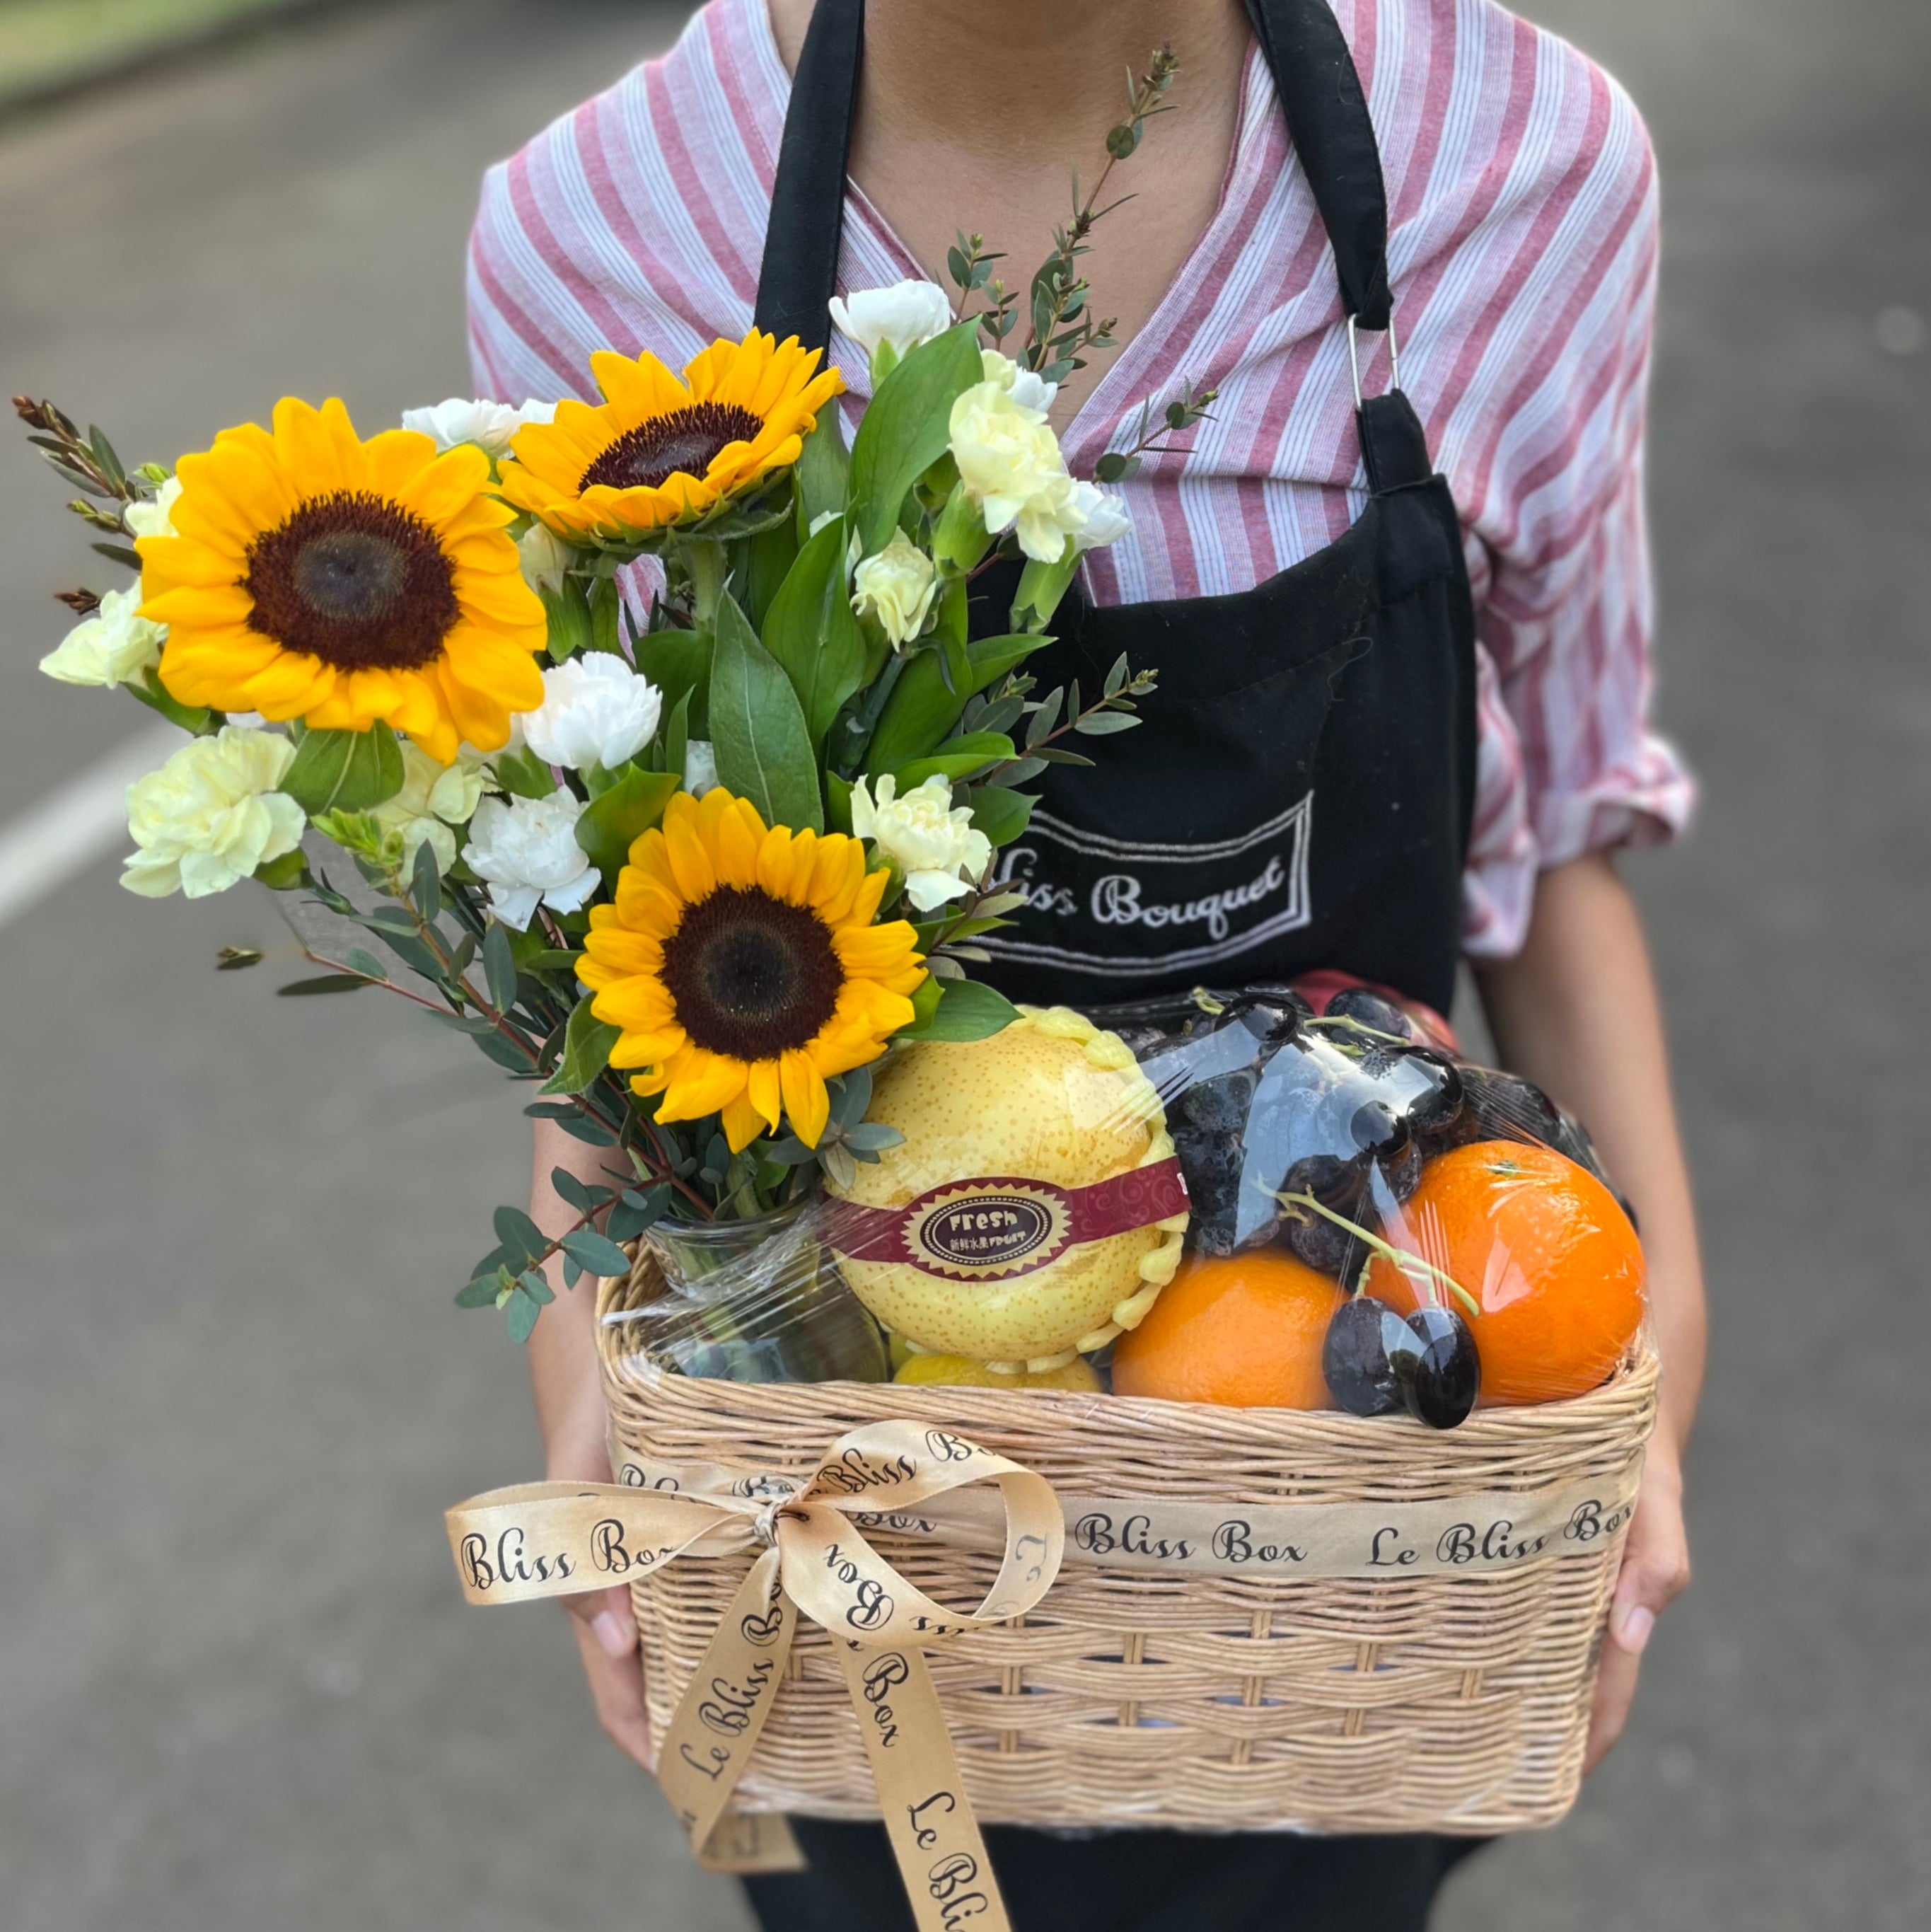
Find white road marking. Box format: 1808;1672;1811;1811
0;722;181;930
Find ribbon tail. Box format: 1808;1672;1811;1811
694;1810;805;1875
835;1640;1013;1932
656;1545;799;1868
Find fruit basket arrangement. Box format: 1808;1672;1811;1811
582;978;1658;1849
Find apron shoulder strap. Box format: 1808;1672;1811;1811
753;0;863;351
1241;0;1392;330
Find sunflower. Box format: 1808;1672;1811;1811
579;789;926;1152
500;332;845;542
137;397;545;762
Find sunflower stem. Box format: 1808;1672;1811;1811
685;538;729;630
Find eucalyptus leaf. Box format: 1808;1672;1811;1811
410;839;441;920
560;1230;633;1278
454;1274;502;1309
709;592;823;833
492;1205;547;1264
275;973;371;996
483;923;518;1014
504;1285;543;1343
342;947;388;982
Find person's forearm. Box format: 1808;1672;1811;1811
1473;852;1707;1454
527;1120;632;1477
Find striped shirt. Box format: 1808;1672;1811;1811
467;0;1695;956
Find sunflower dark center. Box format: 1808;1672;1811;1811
243;491;459;671
660;888;844;1062
581;403;765;492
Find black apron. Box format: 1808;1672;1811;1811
745;7;1488;1926
756;0;1479;1022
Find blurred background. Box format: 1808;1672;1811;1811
2;0;1925;1926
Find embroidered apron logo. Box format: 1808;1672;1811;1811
981;792;1314;976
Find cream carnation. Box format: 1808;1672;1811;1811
123;475;182;541
850;773;992;912
516;654;661;772
371;741;485;872
1062;478;1132;554
830;280;954;367
979;347;1059;415
851;530;938;647
400;397;556;459
948;380;1081;563
120;725;306;900
465;791;598;929
40;586;165;688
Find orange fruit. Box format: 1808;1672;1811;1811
1111;1249;1343;1408
1367;1140;1644;1405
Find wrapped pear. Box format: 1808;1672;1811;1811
825;1007;1188;1371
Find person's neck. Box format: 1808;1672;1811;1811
770;1;1252;170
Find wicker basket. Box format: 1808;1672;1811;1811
598;1259;1657;1837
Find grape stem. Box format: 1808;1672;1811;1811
1275;1189;1481;1321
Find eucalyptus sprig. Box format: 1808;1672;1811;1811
1094;379;1220;484
11;393;163;574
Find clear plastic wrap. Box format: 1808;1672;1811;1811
605;981;1648;1427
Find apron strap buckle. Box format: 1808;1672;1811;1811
1347;311;1403;410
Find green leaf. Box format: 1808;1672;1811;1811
825;769;854;836
560;1229;633;1278
280;727;405;816
741;507;801;632
542;996;620;1095
128;666;211;734
504;1285;543;1344
709;592;823;832
1074;710;1142;735
662;688;690;795
518;947;584;976
965;784;1035;846
606;1184;671;1242
483;922;518;1013
574;765;680;885
892;733;1014;789
492;745;557;799
847;319;984;556
637;625;714;737
540;579;594;662
252;850;306;891
343;946;388;981
905;973;944;1031
410;839;442;920
493;1205;547;1264
275;973;371;996
896;977;1020;1042
587;574;623;655
761;514;866;748
469;1024;539;1073
794;410;850;538
454;1273;504;1309
864;633;1040;777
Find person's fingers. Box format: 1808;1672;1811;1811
1583;1638;1640;1775
1584;1462;1691;1775
561;1584;651;1769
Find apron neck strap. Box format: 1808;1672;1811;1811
753;0;862;351
1241;0;1392;330
752;0;1394;352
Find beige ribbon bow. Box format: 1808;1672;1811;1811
446;1422;1065;1932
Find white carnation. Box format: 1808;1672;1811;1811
370;741;485;872
1062;478;1132;554
948;380;1081;564
120;725;306;900
830;280;954;366
518;654;662;772
851;530;938;647
465;791;598;930
517;521;574;594
39;586;166;688
849;773;992;913
124;474;182;541
400;397;556;459
979;347;1059;415
683;738;719;797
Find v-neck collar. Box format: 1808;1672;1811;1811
742;0;1270;451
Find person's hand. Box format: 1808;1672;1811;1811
1583;1430;1690;1773
549;1441;654;1771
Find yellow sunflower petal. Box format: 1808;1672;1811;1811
746;1058;783;1134
779;1048;833;1148
662;806;718;904
719;1089;768;1155
659;1046;753;1123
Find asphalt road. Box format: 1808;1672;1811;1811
2;1;1927;1928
